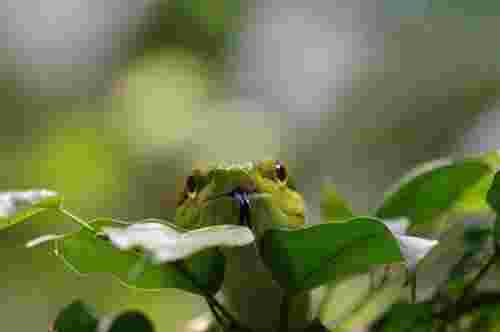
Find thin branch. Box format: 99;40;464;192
279;294;291;332
458;255;497;304
409;272;417;304
58;207;96;233
439;293;500;319
172;261;252;332
206;298;227;328
436;254;498;325
204;295;240;330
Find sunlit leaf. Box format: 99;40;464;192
52;219;225;295
318;274;372;328
259;217;405;293
376;151;500;236
326;277;406;332
102;222;254;263
0;190;61;230
53;300;98;332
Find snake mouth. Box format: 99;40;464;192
205;186;305;230
202;186;257;228
229;188;305;230
229;188;252;227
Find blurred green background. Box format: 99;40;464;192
2;0;500;330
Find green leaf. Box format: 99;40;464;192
320;183;354;222
259;217;404;293
53;219;225;295
487;171;500;213
53;300;98;332
376;303;433;332
318;274;372;327
487;170;500;246
104;311;154;332
376;152;500;236
326;277;406;332
103;222;254;263
0;190;61;230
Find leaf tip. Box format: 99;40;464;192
396;235;438;271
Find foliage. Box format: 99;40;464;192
52;300;154;332
2;151;500;331
259;217;404;292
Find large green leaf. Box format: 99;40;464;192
53;219;225;295
53;300;98;332
259;217;404;293
376;151;500;235
0;190;61;231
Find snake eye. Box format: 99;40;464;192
185;175;196;194
275;160;288;183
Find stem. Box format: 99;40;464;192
438;253;498;325
58;207;96;233
458;254;497;303
444;292;500;318
410;272;417;304
173;262;251;332
369;269;375;291
279;293;291;332
204;296;245;330
436;319;448;332
206;299;226;328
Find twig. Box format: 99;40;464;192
279;293;291;332
436;253;498;327
409;271;417;304
206;298;226;328
204;295;240;329
457;255;497;305
58;207;95;233
433;292;500;321
172;262;252;332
